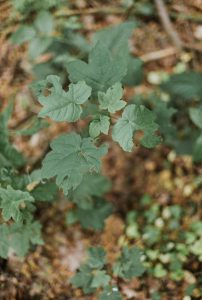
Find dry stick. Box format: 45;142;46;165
180;0;198;69
55;7;124;17
140;47;178;63
154;0;183;51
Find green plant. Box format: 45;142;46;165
11;0;65;16
30;23;160;233
124;194;202;291
71;246;144;299
11;11;55;60
0;104;58;258
3;5;202;299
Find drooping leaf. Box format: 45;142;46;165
70;173;111;209
98;82;126;113
153;100;177;139
41;133;108;194
123;57;143;86
67;42;127;95
0;186;35;223
113;247;145;279
112;104;161;152
189;107;202;129
37;75;92;122
89;115;110;138
193;134;202;162
31;181;58;202
161;72;202;100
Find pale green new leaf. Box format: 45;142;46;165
89;115;110;138
112;104;161;152
41;133;108;194
67;42;127;95
0;186;35;223
37;75;92;122
98;83;126;113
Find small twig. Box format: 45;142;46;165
55;7;124;18
180;0;198;69
154;0;183;51
182;42;202;52
140;47;178;63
